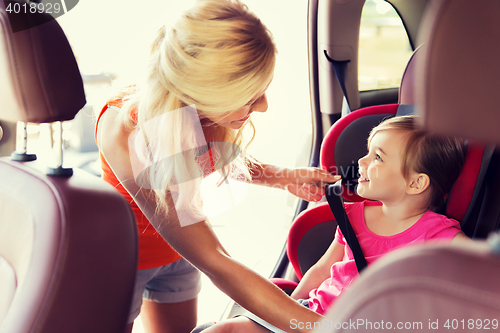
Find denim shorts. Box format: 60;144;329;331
128;258;202;323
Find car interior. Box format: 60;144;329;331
1;0;499;332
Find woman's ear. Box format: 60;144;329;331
406;173;430;195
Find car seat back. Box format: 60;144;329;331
416;0;500;238
0;3;137;333
416;0;500;146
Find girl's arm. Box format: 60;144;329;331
249;163;341;202
291;237;345;300
100;134;321;333
451;231;473;244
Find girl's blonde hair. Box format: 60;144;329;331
368;116;466;212
112;0;276;223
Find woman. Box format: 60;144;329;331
95;1;338;332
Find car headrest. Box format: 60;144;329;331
415;0;500;145
0;1;86;123
398;45;424;105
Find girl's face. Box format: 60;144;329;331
357;130;409;203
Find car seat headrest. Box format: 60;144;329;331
0;1;86;123
415;0;500;145
398;45;424;105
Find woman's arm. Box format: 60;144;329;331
250;163;341;202
121;170;321;332
291;238;345;300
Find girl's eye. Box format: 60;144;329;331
375;154;383;162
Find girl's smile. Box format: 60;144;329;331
358;175;370;183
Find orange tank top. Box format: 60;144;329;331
95;99;216;270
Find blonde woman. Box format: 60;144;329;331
95;1;337;332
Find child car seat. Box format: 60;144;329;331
276;43;494;290
0;3;138;332
271;47;424;289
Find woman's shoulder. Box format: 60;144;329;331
96;104;134;172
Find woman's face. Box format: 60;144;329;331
208;83;271;130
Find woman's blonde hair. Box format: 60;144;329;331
112;0;276;224
368;116;466;212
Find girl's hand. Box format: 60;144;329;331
285;167;341;202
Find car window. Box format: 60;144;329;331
358;0;413;91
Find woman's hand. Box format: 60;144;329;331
285;167;341;202
250;163;340;202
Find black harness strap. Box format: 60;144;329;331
325;181;368;273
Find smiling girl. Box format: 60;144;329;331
299;115;469;316
203;115;469;332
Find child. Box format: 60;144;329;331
202;115;468;332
